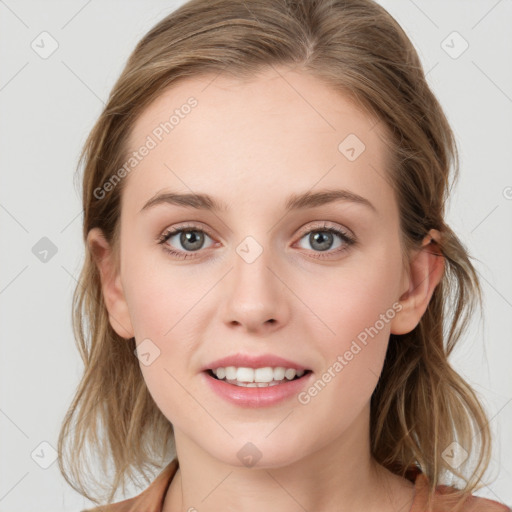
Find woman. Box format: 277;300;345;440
58;0;510;510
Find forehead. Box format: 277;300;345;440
122;67;395;217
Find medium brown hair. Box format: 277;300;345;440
58;0;492;508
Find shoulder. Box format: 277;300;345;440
412;472;510;512
81;458;179;512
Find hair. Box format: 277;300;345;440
58;0;493;509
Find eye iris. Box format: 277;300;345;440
310;231;333;252
180;230;204;251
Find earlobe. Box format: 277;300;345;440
87;227;134;340
390;229;445;335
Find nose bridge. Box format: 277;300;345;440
220;232;288;331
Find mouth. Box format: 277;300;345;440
205;368;313;388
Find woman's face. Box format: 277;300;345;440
98;66;414;468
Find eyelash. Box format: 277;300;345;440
156;222;356;260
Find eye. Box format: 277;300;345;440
157;223;216;260
157;221;356;260
295;222;356;259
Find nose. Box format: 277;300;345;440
219;244;290;334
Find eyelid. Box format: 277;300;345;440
296;220;355;240
157;220;353;243
157;221;216;243
157;220;356;260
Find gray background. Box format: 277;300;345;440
0;0;511;510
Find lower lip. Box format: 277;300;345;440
202;370;314;408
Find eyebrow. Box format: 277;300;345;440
139;188;377;214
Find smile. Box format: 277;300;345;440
208;366;311;387
203;367;314;407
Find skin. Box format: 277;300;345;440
88;65;445;512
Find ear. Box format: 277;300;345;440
390;229;445;335
87;227;134;340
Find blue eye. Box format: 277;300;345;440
295;225;355;257
157;222;356;260
157;224;215;260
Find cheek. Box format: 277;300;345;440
312;249;402;346
122;244;203;339
122;249;206;397
297;281;397;433
139;362;198;428
303;245;402;403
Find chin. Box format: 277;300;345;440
203;436;308;470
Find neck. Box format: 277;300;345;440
163;405;414;512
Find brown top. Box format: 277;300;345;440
82;459;510;512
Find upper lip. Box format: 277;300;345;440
202;353;310;372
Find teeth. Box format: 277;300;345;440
211;366;307;384
254;367;274;382
232;381;281;387
225;366;237;380
285;368;296;380
273;367;285;380
236;367;255;382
